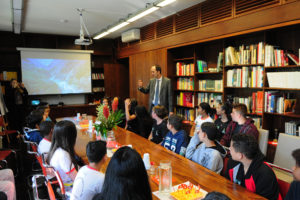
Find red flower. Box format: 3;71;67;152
112;98;119;112
103;105;110;119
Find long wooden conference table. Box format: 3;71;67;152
59;117;265;200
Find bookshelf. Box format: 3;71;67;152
168;23;300;138
0;48;21;96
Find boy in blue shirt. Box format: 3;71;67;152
186;122;226;173
161;114;188;156
23;110;43;144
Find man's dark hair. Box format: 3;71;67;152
198;102;212;115
154;65;161;73
201;122;218;141
0;191;7;200
203;191;231;200
168;114;183;131
233;103;248;118
26;110;44;129
292;148;300;167
39;121;54;138
86;141;107;163
231;134;260;160
152;105;168;119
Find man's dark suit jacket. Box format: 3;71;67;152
138;76;173;112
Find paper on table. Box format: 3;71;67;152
153;181;207;200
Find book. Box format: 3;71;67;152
284;99;297;113
287;53;299;65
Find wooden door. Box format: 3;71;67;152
104;63;129;100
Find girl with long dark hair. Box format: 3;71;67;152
47;120;78;193
93;146;152;200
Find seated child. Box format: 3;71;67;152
220;103;258;147
192;102;214;135
225;134;281;200
71;141;106;200
37;104;52;121
92;146;152;200
38;121;54;155
148;105;168;144
23;110;44;144
285;148;300;200
203;191;230;200
161;114;188;156
48;120;78;195
185;122;226;173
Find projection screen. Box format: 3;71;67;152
17;48;93;95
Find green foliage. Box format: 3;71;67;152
94;104;124;137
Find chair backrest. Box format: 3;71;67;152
274;133;300;169
266;162;292;199
258;128;269;156
0;116;5;127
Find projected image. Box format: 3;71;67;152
22;58;91;95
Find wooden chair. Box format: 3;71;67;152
258;128;269;156
0;116;19;146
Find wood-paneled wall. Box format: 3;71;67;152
120;0;300;111
118;1;300;58
129;48;167;109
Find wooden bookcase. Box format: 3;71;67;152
168;23;300;139
0;47;21;95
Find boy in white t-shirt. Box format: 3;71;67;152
192;102;213;135
71;140;107;200
38;121;54;155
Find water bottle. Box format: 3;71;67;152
159;160;172;194
106;131;116;158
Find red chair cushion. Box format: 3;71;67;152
0;150;12;160
278;179;290;199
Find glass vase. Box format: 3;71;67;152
106;130;116;158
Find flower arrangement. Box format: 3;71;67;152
94;98;124;138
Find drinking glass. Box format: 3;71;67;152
159;160;172;194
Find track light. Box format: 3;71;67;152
93;32;109;40
157;0;176;7
127;6;159;23
93;0;177;40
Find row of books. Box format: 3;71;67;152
264;92;297;114
198;79;223;91
253;117;262;129
196;60;208;72
175;108;195;122
92;73;104;80
1;85;4;95
225;42;265;65
197;93;222;108
176;62;195;76
285;121;300;136
265;45;299;66
0;71;17;81
216;52;223;72
228;91;264;114
176;92;194;107
226;66;263;88
92;87;105;92
177;78;194;90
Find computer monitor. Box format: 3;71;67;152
31;100;40;106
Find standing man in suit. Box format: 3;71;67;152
138;65;173;114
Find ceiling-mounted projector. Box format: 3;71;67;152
75;9;93;46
